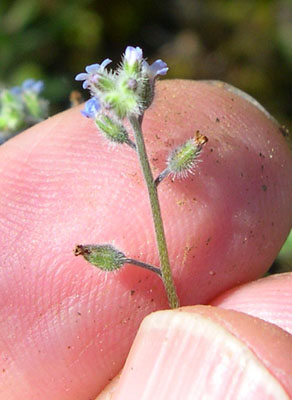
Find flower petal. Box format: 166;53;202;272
100;58;112;69
85;64;101;74
81;97;100;118
124;46;143;65
82;81;89;89
75;73;88;81
21;79;44;94
149;60;169;76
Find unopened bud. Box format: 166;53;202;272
123;46;143;74
74;244;127;271
96;115;129;144
127;78;138;91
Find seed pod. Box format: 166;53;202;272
74;244;127;271
167;133;208;178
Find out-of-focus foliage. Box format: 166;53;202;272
0;0;291;125
0;79;48;143
0;0;291;268
269;230;292;274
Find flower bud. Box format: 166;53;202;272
96;115;130;144
123;46;143;74
167;133;208;178
126;78;138;91
74;244;127;271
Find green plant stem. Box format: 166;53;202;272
155;168;171;186
126;258;162;276
125;138;137;150
129;115;179;308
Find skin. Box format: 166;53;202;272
108;306;292;399
0;80;291;399
211;272;292;335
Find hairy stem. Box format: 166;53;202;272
129;115;179;308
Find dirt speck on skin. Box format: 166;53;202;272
177;199;185;206
182;243;194;268
279;125;290;138
164;138;174;147
206;237;212;245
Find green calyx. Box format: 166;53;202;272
96;73;116;92
96;115;129;144
102;75;141;119
74;244;127;271
123;59;142;75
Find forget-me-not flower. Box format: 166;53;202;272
81;97;100;118
75;59;112;89
75;46;169;120
142;60;169;83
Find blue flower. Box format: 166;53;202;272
75;59;112;89
22;79;44;94
9;86;22;95
81;97;100;118
143;60;168;83
10;79;44;95
124;46;143;66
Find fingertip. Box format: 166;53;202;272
211;272;292;334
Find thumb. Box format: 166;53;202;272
106;305;292;399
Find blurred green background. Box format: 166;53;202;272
0;0;291;270
1;0;292;124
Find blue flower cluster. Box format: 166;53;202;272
75;46;168;121
0;79;48;143
11;79;44;96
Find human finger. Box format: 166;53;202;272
0;80;291;399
